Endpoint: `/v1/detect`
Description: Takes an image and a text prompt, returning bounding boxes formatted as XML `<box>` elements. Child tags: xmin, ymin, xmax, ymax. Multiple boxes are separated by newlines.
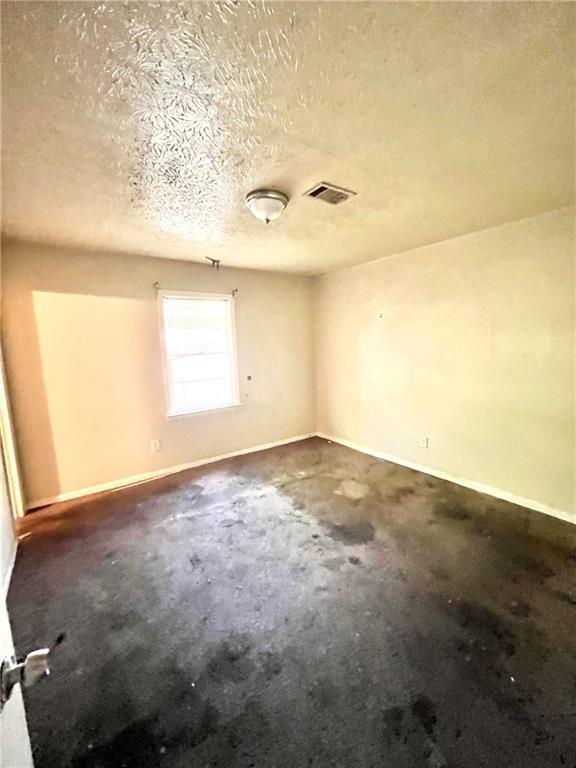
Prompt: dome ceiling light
<box><xmin>245</xmin><ymin>189</ymin><xmax>289</xmax><ymax>224</ymax></box>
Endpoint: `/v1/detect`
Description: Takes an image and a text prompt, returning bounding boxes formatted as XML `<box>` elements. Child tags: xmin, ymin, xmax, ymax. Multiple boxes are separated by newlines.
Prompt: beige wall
<box><xmin>2</xmin><ymin>241</ymin><xmax>316</xmax><ymax>506</ymax></box>
<box><xmin>316</xmin><ymin>208</ymin><xmax>575</xmax><ymax>519</ymax></box>
<box><xmin>2</xmin><ymin>208</ymin><xmax>575</xmax><ymax>520</ymax></box>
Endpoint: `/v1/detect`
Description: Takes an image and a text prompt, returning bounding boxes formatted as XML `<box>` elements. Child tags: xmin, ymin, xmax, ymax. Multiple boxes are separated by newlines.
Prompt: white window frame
<box><xmin>158</xmin><ymin>290</ymin><xmax>240</xmax><ymax>418</ymax></box>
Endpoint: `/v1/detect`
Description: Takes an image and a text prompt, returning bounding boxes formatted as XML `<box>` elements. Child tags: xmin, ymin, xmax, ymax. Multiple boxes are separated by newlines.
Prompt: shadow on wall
<box><xmin>28</xmin><ymin>291</ymin><xmax>161</xmax><ymax>501</ymax></box>
<box><xmin>2</xmin><ymin>239</ymin><xmax>316</xmax><ymax>507</ymax></box>
<box><xmin>3</xmin><ymin>242</ymin><xmax>164</xmax><ymax>504</ymax></box>
<box><xmin>6</xmin><ymin>288</ymin><xmax>59</xmax><ymax>504</ymax></box>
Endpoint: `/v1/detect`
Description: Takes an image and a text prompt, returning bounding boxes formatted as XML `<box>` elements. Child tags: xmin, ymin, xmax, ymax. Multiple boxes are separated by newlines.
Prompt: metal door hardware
<box><xmin>1</xmin><ymin>649</ymin><xmax>50</xmax><ymax>710</ymax></box>
<box><xmin>1</xmin><ymin>633</ymin><xmax>64</xmax><ymax>711</ymax></box>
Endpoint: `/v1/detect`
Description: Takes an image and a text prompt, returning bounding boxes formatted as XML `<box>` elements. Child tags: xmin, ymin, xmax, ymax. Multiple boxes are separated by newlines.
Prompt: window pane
<box><xmin>169</xmin><ymin>353</ymin><xmax>231</xmax><ymax>384</ymax></box>
<box><xmin>165</xmin><ymin>325</ymin><xmax>227</xmax><ymax>356</ymax></box>
<box><xmin>162</xmin><ymin>294</ymin><xmax>237</xmax><ymax>414</ymax></box>
<box><xmin>171</xmin><ymin>382</ymin><xmax>188</xmax><ymax>412</ymax></box>
<box><xmin>173</xmin><ymin>379</ymin><xmax>234</xmax><ymax>413</ymax></box>
<box><xmin>163</xmin><ymin>298</ymin><xmax>229</xmax><ymax>356</ymax></box>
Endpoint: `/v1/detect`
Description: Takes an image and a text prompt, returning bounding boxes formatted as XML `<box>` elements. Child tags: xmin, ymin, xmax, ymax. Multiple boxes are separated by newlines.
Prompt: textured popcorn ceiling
<box><xmin>2</xmin><ymin>2</ymin><xmax>574</xmax><ymax>274</ymax></box>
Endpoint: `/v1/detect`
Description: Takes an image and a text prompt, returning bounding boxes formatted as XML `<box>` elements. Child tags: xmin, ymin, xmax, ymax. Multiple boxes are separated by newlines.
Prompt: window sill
<box><xmin>167</xmin><ymin>402</ymin><xmax>242</xmax><ymax>420</ymax></box>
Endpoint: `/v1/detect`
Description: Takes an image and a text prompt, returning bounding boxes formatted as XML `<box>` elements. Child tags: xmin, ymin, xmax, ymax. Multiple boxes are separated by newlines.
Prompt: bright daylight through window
<box><xmin>160</xmin><ymin>292</ymin><xmax>239</xmax><ymax>416</ymax></box>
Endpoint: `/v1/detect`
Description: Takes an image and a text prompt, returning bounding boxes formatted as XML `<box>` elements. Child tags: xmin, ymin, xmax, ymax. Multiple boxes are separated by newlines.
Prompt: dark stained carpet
<box><xmin>7</xmin><ymin>437</ymin><xmax>576</xmax><ymax>767</ymax></box>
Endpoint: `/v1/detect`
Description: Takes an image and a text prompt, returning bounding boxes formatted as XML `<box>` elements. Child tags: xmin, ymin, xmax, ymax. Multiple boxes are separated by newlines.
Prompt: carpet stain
<box><xmin>433</xmin><ymin>499</ymin><xmax>471</xmax><ymax>521</ymax></box>
<box><xmin>334</xmin><ymin>479</ymin><xmax>371</xmax><ymax>500</ymax></box>
<box><xmin>9</xmin><ymin>437</ymin><xmax>576</xmax><ymax>768</ymax></box>
<box><xmin>323</xmin><ymin>521</ymin><xmax>375</xmax><ymax>544</ymax></box>
<box><xmin>206</xmin><ymin>636</ymin><xmax>254</xmax><ymax>683</ymax></box>
<box><xmin>411</xmin><ymin>695</ymin><xmax>438</xmax><ymax>738</ymax></box>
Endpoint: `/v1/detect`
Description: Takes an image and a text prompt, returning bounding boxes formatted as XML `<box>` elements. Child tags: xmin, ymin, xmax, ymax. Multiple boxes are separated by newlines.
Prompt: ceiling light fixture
<box><xmin>245</xmin><ymin>189</ymin><xmax>288</xmax><ymax>224</ymax></box>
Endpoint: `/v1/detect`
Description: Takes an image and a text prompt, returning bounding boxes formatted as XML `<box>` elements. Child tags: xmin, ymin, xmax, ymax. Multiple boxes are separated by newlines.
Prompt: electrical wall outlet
<box><xmin>418</xmin><ymin>435</ymin><xmax>429</xmax><ymax>449</ymax></box>
<box><xmin>150</xmin><ymin>439</ymin><xmax>161</xmax><ymax>453</ymax></box>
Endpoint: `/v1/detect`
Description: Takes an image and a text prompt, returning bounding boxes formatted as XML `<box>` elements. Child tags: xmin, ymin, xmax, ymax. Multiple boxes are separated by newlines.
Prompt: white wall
<box><xmin>1</xmin><ymin>464</ymin><xmax>33</xmax><ymax>768</ymax></box>
<box><xmin>1</xmin><ymin>241</ymin><xmax>316</xmax><ymax>506</ymax></box>
<box><xmin>315</xmin><ymin>208</ymin><xmax>575</xmax><ymax>520</ymax></box>
<box><xmin>0</xmin><ymin>464</ymin><xmax>16</xmax><ymax>587</ymax></box>
<box><xmin>0</xmin><ymin>237</ymin><xmax>33</xmax><ymax>768</ymax></box>
<box><xmin>0</xmin><ymin>594</ymin><xmax>34</xmax><ymax>768</ymax></box>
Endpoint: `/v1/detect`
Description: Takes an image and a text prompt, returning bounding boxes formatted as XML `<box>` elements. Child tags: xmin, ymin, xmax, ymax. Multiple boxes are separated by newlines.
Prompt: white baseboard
<box><xmin>317</xmin><ymin>432</ymin><xmax>574</xmax><ymax>526</ymax></box>
<box><xmin>26</xmin><ymin>433</ymin><xmax>317</xmax><ymax>511</ymax></box>
<box><xmin>25</xmin><ymin>431</ymin><xmax>575</xmax><ymax>526</ymax></box>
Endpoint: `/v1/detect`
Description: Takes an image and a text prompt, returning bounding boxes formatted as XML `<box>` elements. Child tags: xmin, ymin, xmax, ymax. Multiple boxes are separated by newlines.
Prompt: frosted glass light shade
<box><xmin>245</xmin><ymin>190</ymin><xmax>288</xmax><ymax>223</ymax></box>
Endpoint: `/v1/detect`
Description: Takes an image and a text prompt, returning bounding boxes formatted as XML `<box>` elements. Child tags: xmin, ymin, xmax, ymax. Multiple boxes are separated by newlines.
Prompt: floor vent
<box><xmin>304</xmin><ymin>182</ymin><xmax>356</xmax><ymax>205</ymax></box>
